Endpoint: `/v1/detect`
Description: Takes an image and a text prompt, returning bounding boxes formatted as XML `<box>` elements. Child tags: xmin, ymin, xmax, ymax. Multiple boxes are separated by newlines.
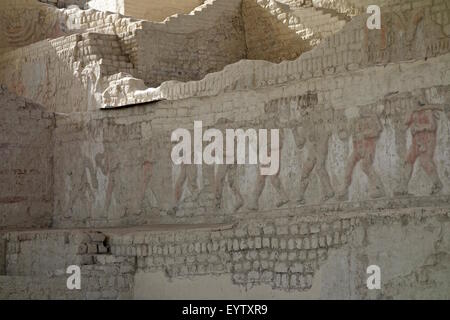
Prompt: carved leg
<box><xmin>317</xmin><ymin>164</ymin><xmax>335</xmax><ymax>201</ymax></box>
<box><xmin>298</xmin><ymin>154</ymin><xmax>315</xmax><ymax>205</ymax></box>
<box><xmin>214</xmin><ymin>165</ymin><xmax>227</xmax><ymax>209</ymax></box>
<box><xmin>228</xmin><ymin>166</ymin><xmax>244</xmax><ymax>212</ymax></box>
<box><xmin>248</xmin><ymin>174</ymin><xmax>266</xmax><ymax>211</ymax></box>
<box><xmin>337</xmin><ymin>151</ymin><xmax>359</xmax><ymax>201</ymax></box>
<box><xmin>395</xmin><ymin>142</ymin><xmax>417</xmax><ymax>196</ymax></box>
<box><xmin>174</xmin><ymin>166</ymin><xmax>187</xmax><ymax>204</ymax></box>
<box><xmin>316</xmin><ymin>141</ymin><xmax>335</xmax><ymax>201</ymax></box>
<box><xmin>85</xmin><ymin>180</ymin><xmax>96</xmax><ymax>206</ymax></box>
<box><xmin>105</xmin><ymin>176</ymin><xmax>115</xmax><ymax>210</ymax></box>
<box><xmin>394</xmin><ymin>122</ymin><xmax>408</xmax><ymax>162</ymax></box>
<box><xmin>361</xmin><ymin>155</ymin><xmax>385</xmax><ymax>199</ymax></box>
<box><xmin>187</xmin><ymin>165</ymin><xmax>199</xmax><ymax>201</ymax></box>
<box><xmin>420</xmin><ymin>155</ymin><xmax>443</xmax><ymax>195</ymax></box>
<box><xmin>271</xmin><ymin>173</ymin><xmax>289</xmax><ymax>208</ymax></box>
<box><xmin>419</xmin><ymin>134</ymin><xmax>442</xmax><ymax>195</ymax></box>
<box><xmin>68</xmin><ymin>184</ymin><xmax>80</xmax><ymax>216</ymax></box>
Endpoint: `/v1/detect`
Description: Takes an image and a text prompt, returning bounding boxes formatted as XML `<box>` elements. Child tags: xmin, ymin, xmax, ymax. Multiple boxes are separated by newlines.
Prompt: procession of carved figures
<box><xmin>0</xmin><ymin>5</ymin><xmax>66</xmax><ymax>50</ymax></box>
<box><xmin>57</xmin><ymin>88</ymin><xmax>450</xmax><ymax>219</ymax></box>
<box><xmin>170</xmin><ymin>89</ymin><xmax>450</xmax><ymax>214</ymax></box>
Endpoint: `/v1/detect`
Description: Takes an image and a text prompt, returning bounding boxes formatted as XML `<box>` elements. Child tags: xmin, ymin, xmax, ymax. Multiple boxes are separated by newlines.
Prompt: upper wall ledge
<box><xmin>102</xmin><ymin>1</ymin><xmax>450</xmax><ymax>108</ymax></box>
<box><xmin>1</xmin><ymin>0</ymin><xmax>449</xmax><ymax>109</ymax></box>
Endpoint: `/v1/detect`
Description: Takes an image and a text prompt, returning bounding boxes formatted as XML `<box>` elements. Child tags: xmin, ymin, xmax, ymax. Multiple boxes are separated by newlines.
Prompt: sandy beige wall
<box><xmin>242</xmin><ymin>0</ymin><xmax>311</xmax><ymax>62</ymax></box>
<box><xmin>124</xmin><ymin>0</ymin><xmax>203</xmax><ymax>22</ymax></box>
<box><xmin>2</xmin><ymin>209</ymin><xmax>449</xmax><ymax>299</ymax></box>
<box><xmin>133</xmin><ymin>0</ymin><xmax>247</xmax><ymax>87</ymax></box>
<box><xmin>0</xmin><ymin>87</ymin><xmax>54</xmax><ymax>229</ymax></box>
<box><xmin>50</xmin><ymin>52</ymin><xmax>450</xmax><ymax>229</ymax></box>
<box><xmin>132</xmin><ymin>213</ymin><xmax>450</xmax><ymax>299</ymax></box>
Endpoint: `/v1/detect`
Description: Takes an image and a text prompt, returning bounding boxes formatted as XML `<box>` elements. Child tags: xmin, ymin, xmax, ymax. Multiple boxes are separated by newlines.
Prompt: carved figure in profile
<box><xmin>395</xmin><ymin>95</ymin><xmax>443</xmax><ymax>196</ymax></box>
<box><xmin>213</xmin><ymin>118</ymin><xmax>244</xmax><ymax>212</ymax></box>
<box><xmin>337</xmin><ymin>110</ymin><xmax>385</xmax><ymax>200</ymax></box>
<box><xmin>172</xmin><ymin>129</ymin><xmax>199</xmax><ymax>212</ymax></box>
<box><xmin>95</xmin><ymin>144</ymin><xmax>120</xmax><ymax>211</ymax></box>
<box><xmin>367</xmin><ymin>8</ymin><xmax>425</xmax><ymax>63</ymax></box>
<box><xmin>384</xmin><ymin>94</ymin><xmax>411</xmax><ymax>179</ymax></box>
<box><xmin>67</xmin><ymin>154</ymin><xmax>98</xmax><ymax>215</ymax></box>
<box><xmin>139</xmin><ymin>140</ymin><xmax>158</xmax><ymax>210</ymax></box>
<box><xmin>290</xmin><ymin>94</ymin><xmax>334</xmax><ymax>204</ymax></box>
<box><xmin>248</xmin><ymin>100</ymin><xmax>289</xmax><ymax>211</ymax></box>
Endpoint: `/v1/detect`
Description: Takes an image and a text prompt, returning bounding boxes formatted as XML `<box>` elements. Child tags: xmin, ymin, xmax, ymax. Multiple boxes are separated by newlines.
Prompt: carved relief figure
<box><xmin>384</xmin><ymin>94</ymin><xmax>411</xmax><ymax>176</ymax></box>
<box><xmin>172</xmin><ymin>129</ymin><xmax>199</xmax><ymax>212</ymax></box>
<box><xmin>248</xmin><ymin>100</ymin><xmax>289</xmax><ymax>210</ymax></box>
<box><xmin>291</xmin><ymin>94</ymin><xmax>334</xmax><ymax>204</ymax></box>
<box><xmin>337</xmin><ymin>111</ymin><xmax>385</xmax><ymax>200</ymax></box>
<box><xmin>9</xmin><ymin>68</ymin><xmax>25</xmax><ymax>97</ymax></box>
<box><xmin>395</xmin><ymin>96</ymin><xmax>443</xmax><ymax>196</ymax></box>
<box><xmin>213</xmin><ymin>118</ymin><xmax>244</xmax><ymax>212</ymax></box>
<box><xmin>139</xmin><ymin>141</ymin><xmax>158</xmax><ymax>210</ymax></box>
<box><xmin>366</xmin><ymin>9</ymin><xmax>425</xmax><ymax>64</ymax></box>
<box><xmin>95</xmin><ymin>144</ymin><xmax>120</xmax><ymax>211</ymax></box>
<box><xmin>66</xmin><ymin>155</ymin><xmax>98</xmax><ymax>215</ymax></box>
<box><xmin>393</xmin><ymin>9</ymin><xmax>425</xmax><ymax>56</ymax></box>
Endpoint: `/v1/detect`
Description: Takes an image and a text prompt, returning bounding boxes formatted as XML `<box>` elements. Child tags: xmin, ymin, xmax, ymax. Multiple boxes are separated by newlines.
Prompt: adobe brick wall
<box><xmin>0</xmin><ymin>87</ymin><xmax>54</xmax><ymax>229</ymax></box>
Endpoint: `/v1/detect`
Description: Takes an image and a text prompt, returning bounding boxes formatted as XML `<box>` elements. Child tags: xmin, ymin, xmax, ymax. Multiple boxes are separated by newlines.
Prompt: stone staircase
<box><xmin>256</xmin><ymin>0</ymin><xmax>348</xmax><ymax>47</ymax></box>
<box><xmin>75</xmin><ymin>33</ymin><xmax>135</xmax><ymax>77</ymax></box>
<box><xmin>290</xmin><ymin>6</ymin><xmax>347</xmax><ymax>39</ymax></box>
<box><xmin>51</xmin><ymin>32</ymin><xmax>136</xmax><ymax>78</ymax></box>
<box><xmin>162</xmin><ymin>0</ymin><xmax>242</xmax><ymax>30</ymax></box>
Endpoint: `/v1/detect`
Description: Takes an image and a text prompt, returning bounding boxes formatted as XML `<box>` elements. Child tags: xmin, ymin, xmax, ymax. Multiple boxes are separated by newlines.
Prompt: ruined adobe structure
<box><xmin>0</xmin><ymin>0</ymin><xmax>449</xmax><ymax>299</ymax></box>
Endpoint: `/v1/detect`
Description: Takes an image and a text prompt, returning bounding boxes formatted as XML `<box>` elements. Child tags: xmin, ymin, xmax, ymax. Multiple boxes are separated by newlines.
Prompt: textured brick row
<box><xmin>105</xmin><ymin>218</ymin><xmax>356</xmax><ymax>290</ymax></box>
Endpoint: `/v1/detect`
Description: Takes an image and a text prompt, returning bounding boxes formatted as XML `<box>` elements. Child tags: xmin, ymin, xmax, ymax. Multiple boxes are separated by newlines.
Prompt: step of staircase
<box><xmin>289</xmin><ymin>6</ymin><xmax>347</xmax><ymax>39</ymax></box>
<box><xmin>75</xmin><ymin>33</ymin><xmax>136</xmax><ymax>77</ymax></box>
